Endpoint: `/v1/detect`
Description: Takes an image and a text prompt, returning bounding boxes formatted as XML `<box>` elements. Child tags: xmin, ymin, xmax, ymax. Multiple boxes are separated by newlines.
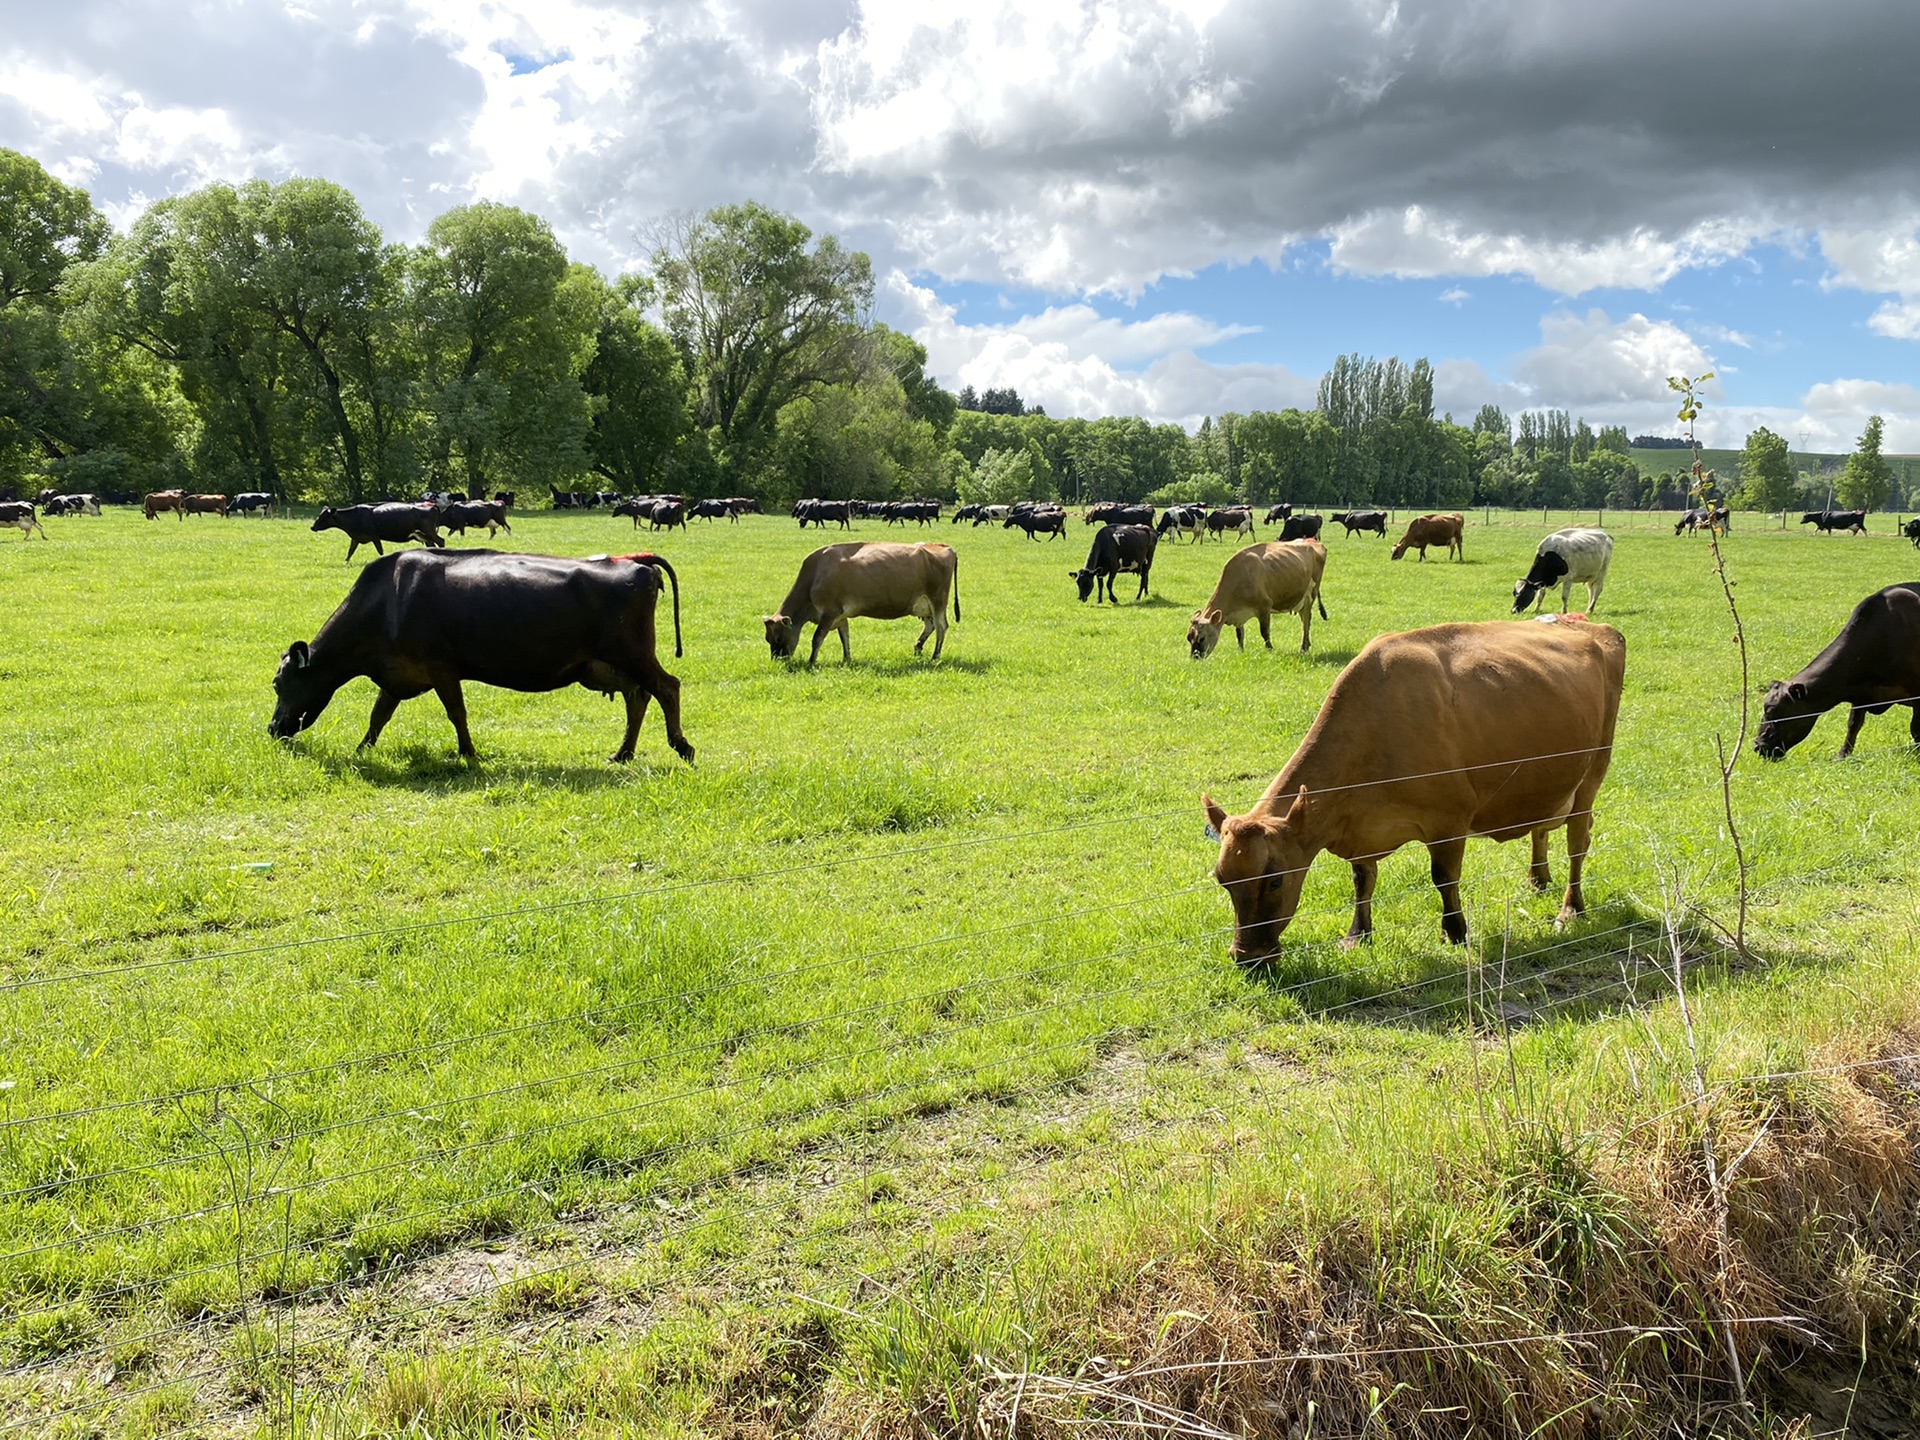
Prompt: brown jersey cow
<box><xmin>144</xmin><ymin>490</ymin><xmax>185</xmax><ymax>520</ymax></box>
<box><xmin>1390</xmin><ymin>512</ymin><xmax>1465</xmax><ymax>561</ymax></box>
<box><xmin>765</xmin><ymin>542</ymin><xmax>960</xmax><ymax>664</ymax></box>
<box><xmin>183</xmin><ymin>493</ymin><xmax>230</xmax><ymax>517</ymax></box>
<box><xmin>1204</xmin><ymin>618</ymin><xmax>1625</xmax><ymax>960</ymax></box>
<box><xmin>1187</xmin><ymin>539</ymin><xmax>1328</xmax><ymax>658</ymax></box>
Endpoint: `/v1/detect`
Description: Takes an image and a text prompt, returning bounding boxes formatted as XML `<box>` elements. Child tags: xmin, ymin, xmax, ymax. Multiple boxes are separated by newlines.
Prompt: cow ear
<box><xmin>1282</xmin><ymin>785</ymin><xmax>1308</xmax><ymax>825</ymax></box>
<box><xmin>288</xmin><ymin>641</ymin><xmax>310</xmax><ymax>669</ymax></box>
<box><xmin>1788</xmin><ymin>681</ymin><xmax>1809</xmax><ymax>702</ymax></box>
<box><xmin>1202</xmin><ymin>792</ymin><xmax>1227</xmax><ymax>842</ymax></box>
<box><xmin>1205</xmin><ymin>607</ymin><xmax>1224</xmax><ymax>624</ymax></box>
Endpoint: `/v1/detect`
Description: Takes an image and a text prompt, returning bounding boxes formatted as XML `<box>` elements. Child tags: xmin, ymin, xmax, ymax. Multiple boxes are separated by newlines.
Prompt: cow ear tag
<box><xmin>586</xmin><ymin>553</ymin><xmax>609</xmax><ymax>562</ymax></box>
<box><xmin>1203</xmin><ymin>822</ymin><xmax>1221</xmax><ymax>842</ymax></box>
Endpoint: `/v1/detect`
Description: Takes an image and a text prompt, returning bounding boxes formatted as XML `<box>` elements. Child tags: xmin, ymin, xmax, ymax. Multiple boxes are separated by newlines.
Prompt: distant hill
<box><xmin>1628</xmin><ymin>446</ymin><xmax>1847</xmax><ymax>479</ymax></box>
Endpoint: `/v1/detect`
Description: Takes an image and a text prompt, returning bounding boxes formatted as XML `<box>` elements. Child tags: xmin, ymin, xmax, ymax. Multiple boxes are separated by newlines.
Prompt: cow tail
<box><xmin>951</xmin><ymin>552</ymin><xmax>960</xmax><ymax>623</ymax></box>
<box><xmin>628</xmin><ymin>552</ymin><xmax>683</xmax><ymax>657</ymax></box>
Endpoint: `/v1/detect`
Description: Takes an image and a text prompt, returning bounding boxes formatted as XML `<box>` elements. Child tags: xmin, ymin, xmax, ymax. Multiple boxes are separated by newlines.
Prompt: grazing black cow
<box><xmin>442</xmin><ymin>499</ymin><xmax>512</xmax><ymax>537</ymax></box>
<box><xmin>1755</xmin><ymin>583</ymin><xmax>1920</xmax><ymax>760</ymax></box>
<box><xmin>269</xmin><ymin>549</ymin><xmax>690</xmax><ymax>764</ymax></box>
<box><xmin>313</xmin><ymin>503</ymin><xmax>446</xmax><ymax>562</ymax></box>
<box><xmin>1084</xmin><ymin>502</ymin><xmax>1153</xmax><ymax>527</ymax></box>
<box><xmin>229</xmin><ymin>492</ymin><xmax>274</xmax><ymax>517</ymax></box>
<box><xmin>1279</xmin><ymin>513</ymin><xmax>1324</xmax><ymax>542</ymax></box>
<box><xmin>1</xmin><ymin>501</ymin><xmax>48</xmax><ymax>539</ymax></box>
<box><xmin>1330</xmin><ymin>510</ymin><xmax>1387</xmax><ymax>537</ymax></box>
<box><xmin>690</xmin><ymin>498</ymin><xmax>734</xmax><ymax>523</ymax></box>
<box><xmin>1071</xmin><ymin>524</ymin><xmax>1157</xmax><ymax>603</ymax></box>
<box><xmin>1904</xmin><ymin>518</ymin><xmax>1920</xmax><ymax>548</ymax></box>
<box><xmin>1265</xmin><ymin>503</ymin><xmax>1293</xmax><ymax>524</ymax></box>
<box><xmin>1004</xmin><ymin>506</ymin><xmax>1067</xmax><ymax>540</ymax></box>
<box><xmin>1802</xmin><ymin>509</ymin><xmax>1868</xmax><ymax>535</ymax></box>
<box><xmin>1674</xmin><ymin>508</ymin><xmax>1707</xmax><ymax>535</ymax></box>
<box><xmin>725</xmin><ymin>496</ymin><xmax>761</xmax><ymax>515</ymax></box>
<box><xmin>951</xmin><ymin>503</ymin><xmax>983</xmax><ymax>525</ymax></box>
<box><xmin>795</xmin><ymin>498</ymin><xmax>853</xmax><ymax>529</ymax></box>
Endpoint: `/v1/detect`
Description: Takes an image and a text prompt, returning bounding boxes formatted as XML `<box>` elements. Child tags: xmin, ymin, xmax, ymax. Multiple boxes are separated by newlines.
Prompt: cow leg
<box><xmin>1234</xmin><ymin>623</ymin><xmax>1246</xmax><ymax>651</ymax></box>
<box><xmin>929</xmin><ymin>607</ymin><xmax>948</xmax><ymax>659</ymax></box>
<box><xmin>1839</xmin><ymin>705</ymin><xmax>1869</xmax><ymax>758</ymax></box>
<box><xmin>1528</xmin><ymin>828</ymin><xmax>1553</xmax><ymax>890</ymax></box>
<box><xmin>344</xmin><ymin>538</ymin><xmax>360</xmax><ymax>563</ymax></box>
<box><xmin>1258</xmin><ymin>611</ymin><xmax>1273</xmax><ymax>649</ymax></box>
<box><xmin>359</xmin><ymin>689</ymin><xmax>404</xmax><ymax>750</ymax></box>
<box><xmin>1428</xmin><ymin>837</ymin><xmax>1469</xmax><ymax>945</ymax></box>
<box><xmin>1343</xmin><ymin>860</ymin><xmax>1379</xmax><ymax>947</ymax></box>
<box><xmin>1558</xmin><ymin>809</ymin><xmax>1593</xmax><ymax>925</ymax></box>
<box><xmin>1135</xmin><ymin>567</ymin><xmax>1149</xmax><ymax>600</ymax></box>
<box><xmin>806</xmin><ymin>617</ymin><xmax>833</xmax><ymax>666</ymax></box>
<box><xmin>434</xmin><ymin>680</ymin><xmax>477</xmax><ymax>758</ymax></box>
<box><xmin>912</xmin><ymin>612</ymin><xmax>936</xmax><ymax>654</ymax></box>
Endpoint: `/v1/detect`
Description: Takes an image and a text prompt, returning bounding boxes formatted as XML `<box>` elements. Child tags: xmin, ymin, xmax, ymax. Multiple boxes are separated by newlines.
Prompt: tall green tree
<box><xmin>0</xmin><ymin>149</ymin><xmax>181</xmax><ymax>489</ymax></box>
<box><xmin>581</xmin><ymin>273</ymin><xmax>704</xmax><ymax>494</ymax></box>
<box><xmin>1835</xmin><ymin>414</ymin><xmax>1893</xmax><ymax>511</ymax></box>
<box><xmin>411</xmin><ymin>203</ymin><xmax>594</xmax><ymax>496</ymax></box>
<box><xmin>1736</xmin><ymin>426</ymin><xmax>1795</xmax><ymax>512</ymax></box>
<box><xmin>650</xmin><ymin>202</ymin><xmax>872</xmax><ymax>481</ymax></box>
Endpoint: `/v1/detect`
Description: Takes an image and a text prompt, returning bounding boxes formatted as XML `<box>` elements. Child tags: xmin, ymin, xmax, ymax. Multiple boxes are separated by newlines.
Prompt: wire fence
<box><xmin>1</xmin><ymin>736</ymin><xmax>1913</xmax><ymax>1435</ymax></box>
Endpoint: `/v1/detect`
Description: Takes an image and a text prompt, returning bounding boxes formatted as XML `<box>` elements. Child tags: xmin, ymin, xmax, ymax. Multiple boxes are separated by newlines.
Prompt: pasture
<box><xmin>3</xmin><ymin>506</ymin><xmax>1919</xmax><ymax>1436</ymax></box>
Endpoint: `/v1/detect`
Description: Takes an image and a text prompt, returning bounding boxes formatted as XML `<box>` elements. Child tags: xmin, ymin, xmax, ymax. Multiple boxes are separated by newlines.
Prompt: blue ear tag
<box><xmin>1203</xmin><ymin>823</ymin><xmax>1221</xmax><ymax>842</ymax></box>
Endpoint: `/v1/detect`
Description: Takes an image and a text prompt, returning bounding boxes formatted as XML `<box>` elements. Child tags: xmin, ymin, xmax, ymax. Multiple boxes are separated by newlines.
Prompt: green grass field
<box><xmin>2</xmin><ymin>506</ymin><xmax>1919</xmax><ymax>1436</ymax></box>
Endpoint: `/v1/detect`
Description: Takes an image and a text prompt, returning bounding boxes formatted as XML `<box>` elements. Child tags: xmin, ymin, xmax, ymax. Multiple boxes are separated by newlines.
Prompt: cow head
<box><xmin>1205</xmin><ymin>787</ymin><xmax>1313</xmax><ymax>965</ymax></box>
<box><xmin>1070</xmin><ymin>568</ymin><xmax>1098</xmax><ymax>602</ymax></box>
<box><xmin>764</xmin><ymin>614</ymin><xmax>800</xmax><ymax>660</ymax></box>
<box><xmin>311</xmin><ymin>508</ymin><xmax>337</xmax><ymax>533</ymax></box>
<box><xmin>1754</xmin><ymin>680</ymin><xmax>1822</xmax><ymax>760</ymax></box>
<box><xmin>1187</xmin><ymin>608</ymin><xmax>1226</xmax><ymax>659</ymax></box>
<box><xmin>1389</xmin><ymin>539</ymin><xmax>1410</xmax><ymax>560</ymax></box>
<box><xmin>268</xmin><ymin>641</ymin><xmax>334</xmax><ymax>739</ymax></box>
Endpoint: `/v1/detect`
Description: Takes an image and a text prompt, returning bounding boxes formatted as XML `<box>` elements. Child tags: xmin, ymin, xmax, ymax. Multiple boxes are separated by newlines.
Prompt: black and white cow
<box><xmin>1204</xmin><ymin>506</ymin><xmax>1255</xmax><ymax>542</ymax></box>
<box><xmin>1903</xmin><ymin>518</ymin><xmax>1920</xmax><ymax>548</ymax></box>
<box><xmin>1278</xmin><ymin>513</ymin><xmax>1324</xmax><ymax>542</ymax></box>
<box><xmin>1512</xmin><ymin>528</ymin><xmax>1613</xmax><ymax>614</ymax></box>
<box><xmin>229</xmin><ymin>492</ymin><xmax>275</xmax><ymax>517</ymax></box>
<box><xmin>1</xmin><ymin>501</ymin><xmax>48</xmax><ymax>539</ymax></box>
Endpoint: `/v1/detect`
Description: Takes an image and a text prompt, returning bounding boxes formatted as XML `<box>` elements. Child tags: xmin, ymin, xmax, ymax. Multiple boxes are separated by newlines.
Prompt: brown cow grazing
<box><xmin>269</xmin><ymin>549</ymin><xmax>690</xmax><ymax>764</ymax></box>
<box><xmin>765</xmin><ymin>541</ymin><xmax>960</xmax><ymax>664</ymax></box>
<box><xmin>145</xmin><ymin>490</ymin><xmax>185</xmax><ymax>520</ymax></box>
<box><xmin>183</xmin><ymin>493</ymin><xmax>230</xmax><ymax>517</ymax></box>
<box><xmin>1204</xmin><ymin>618</ymin><xmax>1625</xmax><ymax>959</ymax></box>
<box><xmin>1187</xmin><ymin>539</ymin><xmax>1328</xmax><ymax>658</ymax></box>
<box><xmin>1390</xmin><ymin>512</ymin><xmax>1465</xmax><ymax>561</ymax></box>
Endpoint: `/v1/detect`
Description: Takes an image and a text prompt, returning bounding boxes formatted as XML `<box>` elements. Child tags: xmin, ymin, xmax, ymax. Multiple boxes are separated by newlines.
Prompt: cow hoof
<box><xmin>1339</xmin><ymin>933</ymin><xmax>1371</xmax><ymax>950</ymax></box>
<box><xmin>672</xmin><ymin>739</ymin><xmax>696</xmax><ymax>765</ymax></box>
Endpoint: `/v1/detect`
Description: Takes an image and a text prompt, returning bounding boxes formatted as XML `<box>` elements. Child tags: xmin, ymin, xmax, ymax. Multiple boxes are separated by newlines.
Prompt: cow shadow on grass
<box><xmin>1238</xmin><ymin>896</ymin><xmax>1785</xmax><ymax>1032</ymax></box>
<box><xmin>298</xmin><ymin>741</ymin><xmax>671</xmax><ymax>792</ymax></box>
<box><xmin>772</xmin><ymin>654</ymin><xmax>994</xmax><ymax>677</ymax></box>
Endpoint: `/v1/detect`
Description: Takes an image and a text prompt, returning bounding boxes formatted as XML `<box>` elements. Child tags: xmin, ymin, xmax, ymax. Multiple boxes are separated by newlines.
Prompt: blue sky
<box><xmin>5</xmin><ymin>0</ymin><xmax>1919</xmax><ymax>449</ymax></box>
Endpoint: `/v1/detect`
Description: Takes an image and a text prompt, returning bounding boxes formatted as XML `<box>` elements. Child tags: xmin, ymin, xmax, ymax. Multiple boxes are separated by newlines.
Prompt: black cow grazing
<box><xmin>1</xmin><ymin>501</ymin><xmax>48</xmax><ymax>539</ymax></box>
<box><xmin>1802</xmin><ymin>509</ymin><xmax>1868</xmax><ymax>535</ymax></box>
<box><xmin>951</xmin><ymin>503</ymin><xmax>982</xmax><ymax>525</ymax></box>
<box><xmin>648</xmin><ymin>500</ymin><xmax>686</xmax><ymax>532</ymax></box>
<box><xmin>442</xmin><ymin>499</ymin><xmax>512</xmax><ymax>537</ymax></box>
<box><xmin>1071</xmin><ymin>524</ymin><xmax>1157</xmax><ymax>603</ymax></box>
<box><xmin>612</xmin><ymin>497</ymin><xmax>649</xmax><ymax>527</ymax></box>
<box><xmin>229</xmin><ymin>492</ymin><xmax>274</xmax><ymax>517</ymax></box>
<box><xmin>269</xmin><ymin>550</ymin><xmax>690</xmax><ymax>764</ymax></box>
<box><xmin>1265</xmin><ymin>503</ymin><xmax>1293</xmax><ymax>524</ymax></box>
<box><xmin>1156</xmin><ymin>503</ymin><xmax>1205</xmax><ymax>543</ymax></box>
<box><xmin>313</xmin><ymin>503</ymin><xmax>446</xmax><ymax>561</ymax></box>
<box><xmin>1674</xmin><ymin>508</ymin><xmax>1707</xmax><ymax>535</ymax></box>
<box><xmin>690</xmin><ymin>498</ymin><xmax>734</xmax><ymax>523</ymax></box>
<box><xmin>795</xmin><ymin>498</ymin><xmax>853</xmax><ymax>529</ymax></box>
<box><xmin>1004</xmin><ymin>506</ymin><xmax>1067</xmax><ymax>540</ymax></box>
<box><xmin>1278</xmin><ymin>513</ymin><xmax>1325</xmax><ymax>542</ymax></box>
<box><xmin>725</xmin><ymin>496</ymin><xmax>762</xmax><ymax>515</ymax></box>
<box><xmin>1755</xmin><ymin>583</ymin><xmax>1920</xmax><ymax>760</ymax></box>
<box><xmin>1904</xmin><ymin>518</ymin><xmax>1920</xmax><ymax>548</ymax></box>
<box><xmin>1330</xmin><ymin>510</ymin><xmax>1387</xmax><ymax>537</ymax></box>
<box><xmin>1085</xmin><ymin>502</ymin><xmax>1153</xmax><ymax>527</ymax></box>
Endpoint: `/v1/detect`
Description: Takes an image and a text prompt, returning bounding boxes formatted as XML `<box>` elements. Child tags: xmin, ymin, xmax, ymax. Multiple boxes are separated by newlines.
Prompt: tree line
<box><xmin>1</xmin><ymin>148</ymin><xmax>1908</xmax><ymax>512</ymax></box>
